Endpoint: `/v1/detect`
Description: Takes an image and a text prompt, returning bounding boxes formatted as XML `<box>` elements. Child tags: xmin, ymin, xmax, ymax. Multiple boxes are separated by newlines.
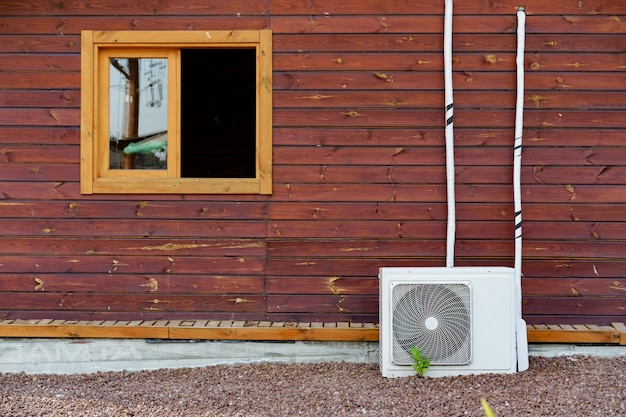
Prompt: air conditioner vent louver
<box><xmin>392</xmin><ymin>282</ymin><xmax>471</xmax><ymax>366</ymax></box>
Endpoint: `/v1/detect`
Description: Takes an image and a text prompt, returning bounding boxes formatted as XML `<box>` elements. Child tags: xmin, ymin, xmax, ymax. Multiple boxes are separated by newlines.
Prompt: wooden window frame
<box><xmin>81</xmin><ymin>30</ymin><xmax>272</xmax><ymax>194</ymax></box>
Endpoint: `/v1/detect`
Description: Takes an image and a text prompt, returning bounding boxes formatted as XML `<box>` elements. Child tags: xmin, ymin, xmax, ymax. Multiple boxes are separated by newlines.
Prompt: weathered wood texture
<box><xmin>0</xmin><ymin>0</ymin><xmax>625</xmax><ymax>327</ymax></box>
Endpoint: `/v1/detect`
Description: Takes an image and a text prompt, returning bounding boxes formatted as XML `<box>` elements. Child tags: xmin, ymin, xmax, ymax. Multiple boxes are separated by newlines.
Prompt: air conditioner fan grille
<box><xmin>391</xmin><ymin>283</ymin><xmax>472</xmax><ymax>366</ymax></box>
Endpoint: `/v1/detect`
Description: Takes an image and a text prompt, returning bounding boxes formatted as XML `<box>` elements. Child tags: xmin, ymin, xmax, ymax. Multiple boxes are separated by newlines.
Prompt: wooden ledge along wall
<box><xmin>1</xmin><ymin>319</ymin><xmax>625</xmax><ymax>346</ymax></box>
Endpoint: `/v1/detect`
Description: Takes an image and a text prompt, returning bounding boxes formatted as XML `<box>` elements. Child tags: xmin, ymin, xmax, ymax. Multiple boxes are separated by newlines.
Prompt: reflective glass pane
<box><xmin>109</xmin><ymin>58</ymin><xmax>168</xmax><ymax>170</ymax></box>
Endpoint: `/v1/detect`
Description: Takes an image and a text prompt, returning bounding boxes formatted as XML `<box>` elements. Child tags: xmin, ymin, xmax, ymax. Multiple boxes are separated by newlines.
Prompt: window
<box><xmin>80</xmin><ymin>30</ymin><xmax>272</xmax><ymax>194</ymax></box>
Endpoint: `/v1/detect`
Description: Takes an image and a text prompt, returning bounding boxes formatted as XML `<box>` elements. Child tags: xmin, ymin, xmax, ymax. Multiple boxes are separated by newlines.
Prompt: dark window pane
<box><xmin>181</xmin><ymin>49</ymin><xmax>256</xmax><ymax>178</ymax></box>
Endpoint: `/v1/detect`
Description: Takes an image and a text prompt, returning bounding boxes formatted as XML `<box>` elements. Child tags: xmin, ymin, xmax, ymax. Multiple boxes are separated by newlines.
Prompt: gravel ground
<box><xmin>1</xmin><ymin>356</ymin><xmax>625</xmax><ymax>416</ymax></box>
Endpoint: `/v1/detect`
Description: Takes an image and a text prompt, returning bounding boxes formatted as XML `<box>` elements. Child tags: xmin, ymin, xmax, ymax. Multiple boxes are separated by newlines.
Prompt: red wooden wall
<box><xmin>0</xmin><ymin>0</ymin><xmax>625</xmax><ymax>326</ymax></box>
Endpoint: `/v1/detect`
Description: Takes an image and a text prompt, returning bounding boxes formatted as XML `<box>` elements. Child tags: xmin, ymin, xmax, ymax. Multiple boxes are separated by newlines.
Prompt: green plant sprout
<box><xmin>480</xmin><ymin>398</ymin><xmax>496</xmax><ymax>417</ymax></box>
<box><xmin>409</xmin><ymin>346</ymin><xmax>430</xmax><ymax>377</ymax></box>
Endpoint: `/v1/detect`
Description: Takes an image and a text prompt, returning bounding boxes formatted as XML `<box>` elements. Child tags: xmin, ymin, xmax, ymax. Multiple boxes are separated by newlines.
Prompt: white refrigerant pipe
<box><xmin>444</xmin><ymin>0</ymin><xmax>455</xmax><ymax>268</ymax></box>
<box><xmin>515</xmin><ymin>6</ymin><xmax>529</xmax><ymax>372</ymax></box>
<box><xmin>442</xmin><ymin>0</ymin><xmax>529</xmax><ymax>371</ymax></box>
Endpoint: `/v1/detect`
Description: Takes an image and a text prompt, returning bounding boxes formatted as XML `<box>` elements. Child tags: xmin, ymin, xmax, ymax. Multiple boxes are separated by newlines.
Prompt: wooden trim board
<box><xmin>0</xmin><ymin>319</ymin><xmax>378</xmax><ymax>342</ymax></box>
<box><xmin>0</xmin><ymin>320</ymin><xmax>624</xmax><ymax>345</ymax></box>
<box><xmin>526</xmin><ymin>323</ymin><xmax>623</xmax><ymax>345</ymax></box>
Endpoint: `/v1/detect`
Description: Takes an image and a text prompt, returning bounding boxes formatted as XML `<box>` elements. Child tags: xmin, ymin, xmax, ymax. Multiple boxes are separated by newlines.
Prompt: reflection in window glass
<box><xmin>109</xmin><ymin>58</ymin><xmax>168</xmax><ymax>170</ymax></box>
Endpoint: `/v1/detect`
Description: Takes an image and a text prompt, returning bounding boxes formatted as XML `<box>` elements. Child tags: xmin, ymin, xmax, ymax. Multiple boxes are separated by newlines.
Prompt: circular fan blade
<box><xmin>392</xmin><ymin>283</ymin><xmax>471</xmax><ymax>365</ymax></box>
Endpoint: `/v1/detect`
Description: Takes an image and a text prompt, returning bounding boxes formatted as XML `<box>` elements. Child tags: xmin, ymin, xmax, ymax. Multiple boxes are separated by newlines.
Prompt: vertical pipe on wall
<box><xmin>444</xmin><ymin>0</ymin><xmax>455</xmax><ymax>268</ymax></box>
<box><xmin>514</xmin><ymin>6</ymin><xmax>529</xmax><ymax>372</ymax></box>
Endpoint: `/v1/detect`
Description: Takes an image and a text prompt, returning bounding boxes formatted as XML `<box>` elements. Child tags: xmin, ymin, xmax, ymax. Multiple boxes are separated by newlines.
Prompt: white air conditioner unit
<box><xmin>379</xmin><ymin>266</ymin><xmax>517</xmax><ymax>378</ymax></box>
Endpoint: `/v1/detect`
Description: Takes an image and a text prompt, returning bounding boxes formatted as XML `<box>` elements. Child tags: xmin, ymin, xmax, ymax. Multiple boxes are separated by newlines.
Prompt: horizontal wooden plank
<box><xmin>521</xmin><ymin>242</ymin><xmax>626</xmax><ymax>259</ymax></box>
<box><xmin>272</xmin><ymin>183</ymin><xmax>446</xmax><ymax>203</ymax></box>
<box><xmin>0</xmin><ymin>128</ymin><xmax>620</xmax><ymax>154</ymax></box>
<box><xmin>266</xmin><ymin>277</ymin><xmax>378</xmax><ymax>295</ymax></box>
<box><xmin>267</xmin><ymin>202</ymin><xmax>449</xmax><ymax>221</ymax></box>
<box><xmin>0</xmin><ymin>322</ymin><xmax>169</xmax><ymax>339</ymax></box>
<box><xmin>524</xmin><ymin>222</ymin><xmax>626</xmax><ymax>241</ymax></box>
<box><xmin>0</xmin><ymin>310</ymin><xmax>268</xmax><ymax>322</ymax></box>
<box><xmin>0</xmin><ymin>219</ymin><xmax>266</xmax><ymax>237</ymax></box>
<box><xmin>274</xmin><ymin>109</ymin><xmax>626</xmax><ymax>129</ymax></box>
<box><xmin>0</xmin><ymin>90</ymin><xmax>80</xmax><ymax>108</ymax></box>
<box><xmin>527</xmin><ymin>53</ymin><xmax>626</xmax><ymax>73</ymax></box>
<box><xmin>268</xmin><ymin>0</ymin><xmax>626</xmax><ymax>15</ymax></box>
<box><xmin>273</xmin><ymin>165</ymin><xmax>448</xmax><ymax>184</ymax></box>
<box><xmin>0</xmin><ymin>0</ymin><xmax>270</xmax><ymax>16</ymax></box>
<box><xmin>1</xmin><ymin>0</ymin><xmax>623</xmax><ymax>17</ymax></box>
<box><xmin>523</xmin><ymin>297</ymin><xmax>626</xmax><ymax>316</ymax></box>
<box><xmin>268</xmin><ymin>220</ymin><xmax>541</xmax><ymax>240</ymax></box>
<box><xmin>267</xmin><ymin>295</ymin><xmax>378</xmax><ymax>314</ymax></box>
<box><xmin>0</xmin><ymin>14</ymin><xmax>623</xmax><ymax>36</ymax></box>
<box><xmin>271</xmin><ymin>16</ymin><xmax>446</xmax><ymax>35</ymax></box>
<box><xmin>266</xmin><ymin>259</ymin><xmax>513</xmax><ymax>277</ymax></box>
<box><xmin>0</xmin><ymin>54</ymin><xmax>80</xmax><ymax>70</ymax></box>
<box><xmin>0</xmin><ymin>200</ymin><xmax>266</xmax><ymax>219</ymax></box>
<box><xmin>268</xmin><ymin>220</ymin><xmax>446</xmax><ymax>239</ymax></box>
<box><xmin>520</xmin><ymin>126</ymin><xmax>626</xmax><ymax>147</ymax></box>
<box><xmin>0</xmin><ymin>293</ymin><xmax>267</xmax><ymax>312</ymax></box>
<box><xmin>523</xmin><ymin>260</ymin><xmax>626</xmax><ymax>279</ymax></box>
<box><xmin>275</xmin><ymin>146</ymin><xmax>445</xmax><ymax>166</ymax></box>
<box><xmin>0</xmin><ymin>201</ymin><xmax>266</xmax><ymax>219</ymax></box>
<box><xmin>274</xmin><ymin>147</ymin><xmax>626</xmax><ymax>168</ymax></box>
<box><xmin>275</xmin><ymin>71</ymin><xmax>626</xmax><ymax>91</ymax></box>
<box><xmin>270</xmin><ymin>183</ymin><xmax>626</xmax><ymax>204</ymax></box>
<box><xmin>267</xmin><ymin>259</ymin><xmax>626</xmax><ymax>279</ymax></box>
<box><xmin>2</xmin><ymin>69</ymin><xmax>624</xmax><ymax>95</ymax></box>
<box><xmin>275</xmin><ymin>90</ymin><xmax>448</xmax><ymax>109</ymax></box>
<box><xmin>274</xmin><ymin>71</ymin><xmax>443</xmax><ymax>91</ymax></box>
<box><xmin>0</xmin><ymin>108</ymin><xmax>79</xmax><ymax>126</ymax></box>
<box><xmin>268</xmin><ymin>239</ymin><xmax>626</xmax><ymax>260</ymax></box>
<box><xmin>0</xmin><ymin>72</ymin><xmax>79</xmax><ymax>89</ymax></box>
<box><xmin>271</xmin><ymin>15</ymin><xmax>626</xmax><ymax>35</ymax></box>
<box><xmin>0</xmin><ymin>255</ymin><xmax>265</xmax><ymax>274</ymax></box>
<box><xmin>268</xmin><ymin>240</ymin><xmax>441</xmax><ymax>258</ymax></box>
<box><xmin>526</xmin><ymin>204</ymin><xmax>626</xmax><ymax>222</ymax></box>
<box><xmin>0</xmin><ymin>146</ymin><xmax>77</xmax><ymax>163</ymax></box>
<box><xmin>273</xmin><ymin>109</ymin><xmax>444</xmax><ymax>128</ymax></box>
<box><xmin>523</xmin><ymin>166</ymin><xmax>626</xmax><ymax>185</ymax></box>
<box><xmin>274</xmin><ymin>34</ymin><xmax>626</xmax><ymax>53</ymax></box>
<box><xmin>0</xmin><ymin>319</ymin><xmax>380</xmax><ymax>341</ymax></box>
<box><xmin>1</xmin><ymin>319</ymin><xmax>625</xmax><ymax>344</ymax></box>
<box><xmin>275</xmin><ymin>51</ymin><xmax>626</xmax><ymax>73</ymax></box>
<box><xmin>527</xmin><ymin>324</ymin><xmax>621</xmax><ymax>344</ymax></box>
<box><xmin>275</xmin><ymin>90</ymin><xmax>625</xmax><ymax>109</ymax></box>
<box><xmin>0</xmin><ymin>127</ymin><xmax>78</xmax><ymax>145</ymax></box>
<box><xmin>8</xmin><ymin>32</ymin><xmax>618</xmax><ymax>57</ymax></box>
<box><xmin>268</xmin><ymin>202</ymin><xmax>508</xmax><ymax>221</ymax></box>
<box><xmin>274</xmin><ymin>128</ymin><xmax>444</xmax><ymax>146</ymax></box>
<box><xmin>0</xmin><ymin>17</ymin><xmax>268</xmax><ymax>36</ymax></box>
<box><xmin>169</xmin><ymin>325</ymin><xmax>378</xmax><ymax>341</ymax></box>
<box><xmin>268</xmin><ymin>202</ymin><xmax>626</xmax><ymax>222</ymax></box>
<box><xmin>521</xmin><ymin>184</ymin><xmax>626</xmax><ymax>204</ymax></box>
<box><xmin>0</xmin><ymin>35</ymin><xmax>80</xmax><ymax>53</ymax></box>
<box><xmin>0</xmin><ymin>273</ymin><xmax>265</xmax><ymax>294</ymax></box>
<box><xmin>274</xmin><ymin>128</ymin><xmax>626</xmax><ymax>147</ymax></box>
<box><xmin>264</xmin><ymin>313</ymin><xmax>373</xmax><ymax>323</ymax></box>
<box><xmin>4</xmin><ymin>180</ymin><xmax>626</xmax><ymax>204</ymax></box>
<box><xmin>523</xmin><ymin>278</ymin><xmax>626</xmax><ymax>297</ymax></box>
<box><xmin>0</xmin><ymin>164</ymin><xmax>77</xmax><ymax>181</ymax></box>
<box><xmin>526</xmin><ymin>317</ymin><xmax>626</xmax><ymax>328</ymax></box>
<box><xmin>0</xmin><ymin>181</ymin><xmax>268</xmax><ymax>201</ymax></box>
